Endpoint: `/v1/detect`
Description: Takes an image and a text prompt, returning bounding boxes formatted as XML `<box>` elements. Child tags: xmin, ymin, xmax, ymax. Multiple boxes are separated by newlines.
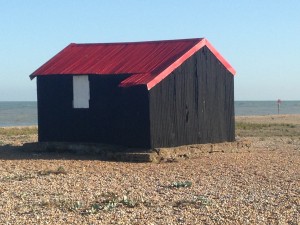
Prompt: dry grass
<box><xmin>236</xmin><ymin>122</ymin><xmax>300</xmax><ymax>137</ymax></box>
<box><xmin>1</xmin><ymin>122</ymin><xmax>299</xmax><ymax>142</ymax></box>
<box><xmin>0</xmin><ymin>126</ymin><xmax>37</xmax><ymax>136</ymax></box>
<box><xmin>0</xmin><ymin>126</ymin><xmax>37</xmax><ymax>146</ymax></box>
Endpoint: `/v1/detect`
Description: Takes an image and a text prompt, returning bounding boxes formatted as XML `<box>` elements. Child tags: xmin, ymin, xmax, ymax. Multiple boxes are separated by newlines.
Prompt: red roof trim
<box><xmin>204</xmin><ymin>39</ymin><xmax>236</xmax><ymax>75</ymax></box>
<box><xmin>145</xmin><ymin>38</ymin><xmax>236</xmax><ymax>90</ymax></box>
<box><xmin>145</xmin><ymin>39</ymin><xmax>205</xmax><ymax>90</ymax></box>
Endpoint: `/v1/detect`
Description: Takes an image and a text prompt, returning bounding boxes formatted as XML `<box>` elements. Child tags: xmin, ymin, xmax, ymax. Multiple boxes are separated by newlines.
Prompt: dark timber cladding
<box><xmin>31</xmin><ymin>38</ymin><xmax>236</xmax><ymax>149</ymax></box>
<box><xmin>37</xmin><ymin>75</ymin><xmax>150</xmax><ymax>147</ymax></box>
<box><xmin>149</xmin><ymin>46</ymin><xmax>234</xmax><ymax>147</ymax></box>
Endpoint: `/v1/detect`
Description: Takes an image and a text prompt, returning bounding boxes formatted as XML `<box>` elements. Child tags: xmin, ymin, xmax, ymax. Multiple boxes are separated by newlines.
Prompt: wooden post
<box><xmin>277</xmin><ymin>99</ymin><xmax>282</xmax><ymax>114</ymax></box>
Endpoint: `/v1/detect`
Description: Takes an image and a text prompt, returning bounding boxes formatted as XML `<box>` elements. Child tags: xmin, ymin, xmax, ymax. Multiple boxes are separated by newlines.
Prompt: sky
<box><xmin>0</xmin><ymin>0</ymin><xmax>300</xmax><ymax>101</ymax></box>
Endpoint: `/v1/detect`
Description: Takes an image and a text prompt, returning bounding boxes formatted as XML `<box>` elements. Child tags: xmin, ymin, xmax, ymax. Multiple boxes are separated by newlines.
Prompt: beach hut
<box><xmin>30</xmin><ymin>38</ymin><xmax>236</xmax><ymax>148</ymax></box>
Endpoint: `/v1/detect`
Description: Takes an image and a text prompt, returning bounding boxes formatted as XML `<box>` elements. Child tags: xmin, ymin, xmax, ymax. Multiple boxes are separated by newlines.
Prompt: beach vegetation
<box><xmin>37</xmin><ymin>166</ymin><xmax>67</xmax><ymax>176</ymax></box>
<box><xmin>169</xmin><ymin>181</ymin><xmax>192</xmax><ymax>188</ymax></box>
<box><xmin>236</xmin><ymin>122</ymin><xmax>300</xmax><ymax>137</ymax></box>
<box><xmin>173</xmin><ymin>195</ymin><xmax>211</xmax><ymax>208</ymax></box>
<box><xmin>1</xmin><ymin>173</ymin><xmax>35</xmax><ymax>182</ymax></box>
<box><xmin>81</xmin><ymin>192</ymin><xmax>141</xmax><ymax>214</ymax></box>
<box><xmin>0</xmin><ymin>127</ymin><xmax>37</xmax><ymax>136</ymax></box>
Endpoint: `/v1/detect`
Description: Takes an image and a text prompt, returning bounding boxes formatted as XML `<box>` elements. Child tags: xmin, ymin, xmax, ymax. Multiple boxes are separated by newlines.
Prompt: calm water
<box><xmin>0</xmin><ymin>101</ymin><xmax>299</xmax><ymax>127</ymax></box>
<box><xmin>235</xmin><ymin>101</ymin><xmax>300</xmax><ymax>116</ymax></box>
<box><xmin>0</xmin><ymin>101</ymin><xmax>37</xmax><ymax>127</ymax></box>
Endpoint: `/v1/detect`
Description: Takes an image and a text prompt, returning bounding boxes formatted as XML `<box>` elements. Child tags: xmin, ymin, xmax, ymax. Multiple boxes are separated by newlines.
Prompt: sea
<box><xmin>0</xmin><ymin>101</ymin><xmax>300</xmax><ymax>127</ymax></box>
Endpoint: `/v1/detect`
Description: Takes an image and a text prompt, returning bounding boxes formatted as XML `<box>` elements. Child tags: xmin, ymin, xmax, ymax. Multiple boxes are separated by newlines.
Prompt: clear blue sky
<box><xmin>1</xmin><ymin>0</ymin><xmax>299</xmax><ymax>101</ymax></box>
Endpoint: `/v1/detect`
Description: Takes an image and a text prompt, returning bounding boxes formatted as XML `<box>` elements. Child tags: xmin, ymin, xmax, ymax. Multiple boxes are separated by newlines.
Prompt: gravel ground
<box><xmin>0</xmin><ymin>115</ymin><xmax>299</xmax><ymax>224</ymax></box>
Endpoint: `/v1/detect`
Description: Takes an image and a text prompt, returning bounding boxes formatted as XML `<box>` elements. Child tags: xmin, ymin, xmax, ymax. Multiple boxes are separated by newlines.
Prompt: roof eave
<box><xmin>29</xmin><ymin>74</ymin><xmax>35</xmax><ymax>80</ymax></box>
<box><xmin>29</xmin><ymin>43</ymin><xmax>76</xmax><ymax>80</ymax></box>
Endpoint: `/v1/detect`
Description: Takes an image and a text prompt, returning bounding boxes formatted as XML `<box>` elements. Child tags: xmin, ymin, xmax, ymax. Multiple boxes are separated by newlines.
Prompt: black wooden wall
<box><xmin>149</xmin><ymin>46</ymin><xmax>235</xmax><ymax>148</ymax></box>
<box><xmin>37</xmin><ymin>75</ymin><xmax>150</xmax><ymax>147</ymax></box>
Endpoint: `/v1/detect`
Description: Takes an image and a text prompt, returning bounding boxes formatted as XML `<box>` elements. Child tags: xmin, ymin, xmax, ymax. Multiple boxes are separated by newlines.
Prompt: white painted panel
<box><xmin>73</xmin><ymin>75</ymin><xmax>90</xmax><ymax>108</ymax></box>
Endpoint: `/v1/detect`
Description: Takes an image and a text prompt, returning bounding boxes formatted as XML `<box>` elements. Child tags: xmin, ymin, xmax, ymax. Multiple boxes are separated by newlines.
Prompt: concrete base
<box><xmin>22</xmin><ymin>139</ymin><xmax>252</xmax><ymax>163</ymax></box>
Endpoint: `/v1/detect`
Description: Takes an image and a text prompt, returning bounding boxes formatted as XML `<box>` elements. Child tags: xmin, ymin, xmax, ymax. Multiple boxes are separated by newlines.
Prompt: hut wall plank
<box><xmin>149</xmin><ymin>46</ymin><xmax>234</xmax><ymax>148</ymax></box>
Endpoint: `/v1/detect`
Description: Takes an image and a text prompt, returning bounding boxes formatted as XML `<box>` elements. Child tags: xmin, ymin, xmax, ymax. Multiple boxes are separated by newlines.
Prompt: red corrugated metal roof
<box><xmin>30</xmin><ymin>38</ymin><xmax>236</xmax><ymax>89</ymax></box>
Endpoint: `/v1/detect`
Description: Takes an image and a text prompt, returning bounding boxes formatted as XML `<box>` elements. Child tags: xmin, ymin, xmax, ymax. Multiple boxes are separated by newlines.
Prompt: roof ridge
<box><xmin>70</xmin><ymin>38</ymin><xmax>203</xmax><ymax>46</ymax></box>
